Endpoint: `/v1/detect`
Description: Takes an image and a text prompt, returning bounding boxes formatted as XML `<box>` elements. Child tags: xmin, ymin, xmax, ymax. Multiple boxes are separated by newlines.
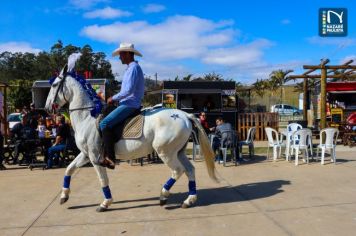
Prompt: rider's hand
<box><xmin>107</xmin><ymin>97</ymin><xmax>114</xmax><ymax>104</ymax></box>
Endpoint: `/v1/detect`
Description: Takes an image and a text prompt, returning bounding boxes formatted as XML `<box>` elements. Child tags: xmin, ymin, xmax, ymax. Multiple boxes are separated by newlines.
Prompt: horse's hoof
<box><xmin>96</xmin><ymin>206</ymin><xmax>108</xmax><ymax>212</ymax></box>
<box><xmin>181</xmin><ymin>203</ymin><xmax>190</xmax><ymax>209</ymax></box>
<box><xmin>160</xmin><ymin>199</ymin><xmax>167</xmax><ymax>206</ymax></box>
<box><xmin>60</xmin><ymin>197</ymin><xmax>69</xmax><ymax>205</ymax></box>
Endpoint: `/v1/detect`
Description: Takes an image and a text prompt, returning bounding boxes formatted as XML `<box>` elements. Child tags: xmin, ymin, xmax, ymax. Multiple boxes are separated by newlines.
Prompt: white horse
<box><xmin>45</xmin><ymin>64</ymin><xmax>217</xmax><ymax>212</ymax></box>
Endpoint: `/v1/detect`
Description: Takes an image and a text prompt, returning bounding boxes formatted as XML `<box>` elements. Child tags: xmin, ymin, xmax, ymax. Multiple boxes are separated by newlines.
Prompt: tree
<box><xmin>182</xmin><ymin>74</ymin><xmax>193</xmax><ymax>81</ymax></box>
<box><xmin>0</xmin><ymin>40</ymin><xmax>114</xmax><ymax>110</ymax></box>
<box><xmin>253</xmin><ymin>79</ymin><xmax>269</xmax><ymax>98</ymax></box>
<box><xmin>269</xmin><ymin>69</ymin><xmax>293</xmax><ymax>104</ymax></box>
<box><xmin>8</xmin><ymin>83</ymin><xmax>32</xmax><ymax>109</ymax></box>
<box><xmin>50</xmin><ymin>40</ymin><xmax>65</xmax><ymax>72</ymax></box>
<box><xmin>203</xmin><ymin>72</ymin><xmax>224</xmax><ymax>81</ymax></box>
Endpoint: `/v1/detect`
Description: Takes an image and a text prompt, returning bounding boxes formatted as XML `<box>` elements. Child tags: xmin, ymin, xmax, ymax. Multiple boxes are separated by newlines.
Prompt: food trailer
<box><xmin>326</xmin><ymin>82</ymin><xmax>356</xmax><ymax>127</ymax></box>
<box><xmin>161</xmin><ymin>81</ymin><xmax>237</xmax><ymax>128</ymax></box>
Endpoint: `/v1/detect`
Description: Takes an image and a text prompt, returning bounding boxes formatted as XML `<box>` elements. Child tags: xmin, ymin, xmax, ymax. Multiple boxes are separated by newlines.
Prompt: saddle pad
<box><xmin>122</xmin><ymin>113</ymin><xmax>144</xmax><ymax>139</ymax></box>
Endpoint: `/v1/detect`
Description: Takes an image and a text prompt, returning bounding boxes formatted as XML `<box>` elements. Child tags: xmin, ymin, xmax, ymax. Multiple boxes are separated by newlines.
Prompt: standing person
<box><xmin>28</xmin><ymin>103</ymin><xmax>39</xmax><ymax>130</ymax></box>
<box><xmin>97</xmin><ymin>43</ymin><xmax>144</xmax><ymax>169</ymax></box>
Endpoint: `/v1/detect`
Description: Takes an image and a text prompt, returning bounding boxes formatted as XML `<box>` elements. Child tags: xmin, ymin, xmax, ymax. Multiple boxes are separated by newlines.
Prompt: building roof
<box><xmin>327</xmin><ymin>82</ymin><xmax>356</xmax><ymax>93</ymax></box>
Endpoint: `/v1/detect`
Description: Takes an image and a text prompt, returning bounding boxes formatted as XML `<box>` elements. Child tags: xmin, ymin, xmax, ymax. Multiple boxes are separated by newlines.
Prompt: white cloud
<box><xmin>281</xmin><ymin>19</ymin><xmax>291</xmax><ymax>25</ymax></box>
<box><xmin>0</xmin><ymin>42</ymin><xmax>42</xmax><ymax>54</ymax></box>
<box><xmin>142</xmin><ymin>4</ymin><xmax>166</xmax><ymax>13</ymax></box>
<box><xmin>110</xmin><ymin>58</ymin><xmax>188</xmax><ymax>81</ymax></box>
<box><xmin>69</xmin><ymin>0</ymin><xmax>109</xmax><ymax>9</ymax></box>
<box><xmin>307</xmin><ymin>36</ymin><xmax>356</xmax><ymax>46</ymax></box>
<box><xmin>81</xmin><ymin>15</ymin><xmax>284</xmax><ymax>83</ymax></box>
<box><xmin>339</xmin><ymin>55</ymin><xmax>356</xmax><ymax>64</ymax></box>
<box><xmin>81</xmin><ymin>15</ymin><xmax>237</xmax><ymax>60</ymax></box>
<box><xmin>202</xmin><ymin>39</ymin><xmax>273</xmax><ymax>66</ymax></box>
<box><xmin>83</xmin><ymin>7</ymin><xmax>132</xmax><ymax>19</ymax></box>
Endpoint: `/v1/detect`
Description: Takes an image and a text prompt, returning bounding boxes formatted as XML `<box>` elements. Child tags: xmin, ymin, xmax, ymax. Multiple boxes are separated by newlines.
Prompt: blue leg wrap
<box><xmin>163</xmin><ymin>178</ymin><xmax>176</xmax><ymax>191</ymax></box>
<box><xmin>102</xmin><ymin>186</ymin><xmax>112</xmax><ymax>199</ymax></box>
<box><xmin>189</xmin><ymin>181</ymin><xmax>197</xmax><ymax>195</ymax></box>
<box><xmin>63</xmin><ymin>176</ymin><xmax>71</xmax><ymax>189</ymax></box>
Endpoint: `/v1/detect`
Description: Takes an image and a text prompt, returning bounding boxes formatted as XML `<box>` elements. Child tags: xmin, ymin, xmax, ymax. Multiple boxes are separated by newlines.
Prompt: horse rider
<box><xmin>97</xmin><ymin>43</ymin><xmax>144</xmax><ymax>169</ymax></box>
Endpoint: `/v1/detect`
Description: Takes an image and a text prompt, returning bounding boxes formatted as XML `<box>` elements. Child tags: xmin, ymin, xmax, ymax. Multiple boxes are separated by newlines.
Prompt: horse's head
<box><xmin>45</xmin><ymin>53</ymin><xmax>82</xmax><ymax>114</ymax></box>
<box><xmin>45</xmin><ymin>64</ymin><xmax>70</xmax><ymax>113</ymax></box>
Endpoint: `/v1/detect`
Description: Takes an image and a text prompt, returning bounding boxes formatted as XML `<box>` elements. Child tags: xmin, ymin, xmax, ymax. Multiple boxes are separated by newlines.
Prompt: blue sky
<box><xmin>0</xmin><ymin>0</ymin><xmax>355</xmax><ymax>84</ymax></box>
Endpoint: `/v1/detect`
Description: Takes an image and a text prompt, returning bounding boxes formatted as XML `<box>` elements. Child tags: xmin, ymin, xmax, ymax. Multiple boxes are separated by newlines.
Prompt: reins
<box><xmin>52</xmin><ymin>74</ymin><xmax>95</xmax><ymax>114</ymax></box>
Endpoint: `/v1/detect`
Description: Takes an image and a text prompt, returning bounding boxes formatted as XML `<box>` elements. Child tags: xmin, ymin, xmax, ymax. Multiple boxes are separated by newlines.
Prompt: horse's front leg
<box><xmin>91</xmin><ymin>161</ymin><xmax>113</xmax><ymax>212</ymax></box>
<box><xmin>60</xmin><ymin>152</ymin><xmax>89</xmax><ymax>204</ymax></box>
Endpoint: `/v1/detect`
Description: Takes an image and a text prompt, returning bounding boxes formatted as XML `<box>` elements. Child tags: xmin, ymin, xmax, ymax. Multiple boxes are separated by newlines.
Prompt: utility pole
<box><xmin>155</xmin><ymin>73</ymin><xmax>158</xmax><ymax>86</ymax></box>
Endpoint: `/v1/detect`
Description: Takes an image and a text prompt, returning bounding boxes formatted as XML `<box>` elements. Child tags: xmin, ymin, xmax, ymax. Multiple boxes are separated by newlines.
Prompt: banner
<box><xmin>221</xmin><ymin>90</ymin><xmax>236</xmax><ymax>111</ymax></box>
<box><xmin>92</xmin><ymin>84</ymin><xmax>105</xmax><ymax>101</ymax></box>
<box><xmin>162</xmin><ymin>89</ymin><xmax>178</xmax><ymax>109</ymax></box>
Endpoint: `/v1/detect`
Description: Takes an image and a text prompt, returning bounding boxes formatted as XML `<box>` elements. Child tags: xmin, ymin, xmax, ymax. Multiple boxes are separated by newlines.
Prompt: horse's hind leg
<box><xmin>159</xmin><ymin>153</ymin><xmax>185</xmax><ymax>206</ymax></box>
<box><xmin>60</xmin><ymin>152</ymin><xmax>89</xmax><ymax>204</ymax></box>
<box><xmin>177</xmin><ymin>151</ymin><xmax>197</xmax><ymax>208</ymax></box>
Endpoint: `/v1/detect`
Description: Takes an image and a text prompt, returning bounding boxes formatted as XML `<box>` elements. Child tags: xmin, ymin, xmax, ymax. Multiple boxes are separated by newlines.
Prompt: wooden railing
<box><xmin>237</xmin><ymin>112</ymin><xmax>279</xmax><ymax>141</ymax></box>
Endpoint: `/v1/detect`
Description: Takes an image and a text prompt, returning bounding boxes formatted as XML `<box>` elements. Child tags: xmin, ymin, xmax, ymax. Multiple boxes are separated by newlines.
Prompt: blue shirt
<box><xmin>112</xmin><ymin>61</ymin><xmax>144</xmax><ymax>108</ymax></box>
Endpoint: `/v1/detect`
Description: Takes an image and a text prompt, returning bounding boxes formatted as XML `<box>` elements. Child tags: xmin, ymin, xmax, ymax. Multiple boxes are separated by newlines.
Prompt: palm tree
<box><xmin>269</xmin><ymin>69</ymin><xmax>293</xmax><ymax>104</ymax></box>
<box><xmin>182</xmin><ymin>74</ymin><xmax>193</xmax><ymax>81</ymax></box>
<box><xmin>253</xmin><ymin>79</ymin><xmax>269</xmax><ymax>97</ymax></box>
<box><xmin>203</xmin><ymin>72</ymin><xmax>223</xmax><ymax>81</ymax></box>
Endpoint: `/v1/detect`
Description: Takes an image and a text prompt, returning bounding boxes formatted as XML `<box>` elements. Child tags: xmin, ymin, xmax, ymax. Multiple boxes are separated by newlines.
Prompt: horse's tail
<box><xmin>187</xmin><ymin>114</ymin><xmax>218</xmax><ymax>182</ymax></box>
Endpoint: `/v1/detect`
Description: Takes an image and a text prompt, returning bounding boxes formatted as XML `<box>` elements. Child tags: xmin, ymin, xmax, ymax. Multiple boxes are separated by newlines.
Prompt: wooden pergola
<box><xmin>288</xmin><ymin>59</ymin><xmax>356</xmax><ymax>129</ymax></box>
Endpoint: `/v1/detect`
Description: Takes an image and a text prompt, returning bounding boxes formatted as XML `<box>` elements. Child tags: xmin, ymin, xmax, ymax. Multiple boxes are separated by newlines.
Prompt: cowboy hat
<box><xmin>112</xmin><ymin>43</ymin><xmax>143</xmax><ymax>57</ymax></box>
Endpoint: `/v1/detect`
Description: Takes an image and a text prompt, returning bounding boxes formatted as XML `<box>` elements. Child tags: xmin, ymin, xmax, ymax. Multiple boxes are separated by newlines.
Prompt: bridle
<box><xmin>51</xmin><ymin>73</ymin><xmax>95</xmax><ymax>114</ymax></box>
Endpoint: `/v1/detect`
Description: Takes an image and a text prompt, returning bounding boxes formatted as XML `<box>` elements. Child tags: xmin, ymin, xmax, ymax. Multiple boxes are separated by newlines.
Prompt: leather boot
<box><xmin>97</xmin><ymin>128</ymin><xmax>116</xmax><ymax>169</ymax></box>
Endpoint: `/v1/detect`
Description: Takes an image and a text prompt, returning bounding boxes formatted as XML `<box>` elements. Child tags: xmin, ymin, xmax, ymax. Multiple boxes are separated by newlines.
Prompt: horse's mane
<box><xmin>49</xmin><ymin>72</ymin><xmax>103</xmax><ymax>117</ymax></box>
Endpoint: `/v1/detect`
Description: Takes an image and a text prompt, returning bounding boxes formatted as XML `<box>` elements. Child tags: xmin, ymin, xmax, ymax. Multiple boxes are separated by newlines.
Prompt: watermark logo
<box><xmin>319</xmin><ymin>8</ymin><xmax>347</xmax><ymax>37</ymax></box>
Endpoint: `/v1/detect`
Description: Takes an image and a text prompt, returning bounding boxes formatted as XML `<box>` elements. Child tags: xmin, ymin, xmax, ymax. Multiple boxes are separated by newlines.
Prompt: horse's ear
<box><xmin>59</xmin><ymin>64</ymin><xmax>68</xmax><ymax>78</ymax></box>
<box><xmin>63</xmin><ymin>64</ymin><xmax>68</xmax><ymax>74</ymax></box>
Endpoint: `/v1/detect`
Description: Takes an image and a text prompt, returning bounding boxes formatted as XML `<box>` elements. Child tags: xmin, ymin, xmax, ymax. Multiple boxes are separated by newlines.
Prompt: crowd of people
<box><xmin>0</xmin><ymin>104</ymin><xmax>74</xmax><ymax>170</ymax></box>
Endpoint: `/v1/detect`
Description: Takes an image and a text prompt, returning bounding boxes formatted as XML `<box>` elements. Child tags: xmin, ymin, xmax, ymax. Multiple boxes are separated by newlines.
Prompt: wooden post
<box><xmin>320</xmin><ymin>66</ymin><xmax>327</xmax><ymax>129</ymax></box>
<box><xmin>303</xmin><ymin>78</ymin><xmax>308</xmax><ymax>121</ymax></box>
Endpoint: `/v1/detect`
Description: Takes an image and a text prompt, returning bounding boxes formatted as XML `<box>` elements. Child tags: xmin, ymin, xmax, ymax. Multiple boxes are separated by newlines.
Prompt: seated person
<box><xmin>198</xmin><ymin>112</ymin><xmax>211</xmax><ymax>134</ymax></box>
<box><xmin>10</xmin><ymin>114</ymin><xmax>37</xmax><ymax>164</ymax></box>
<box><xmin>46</xmin><ymin>115</ymin><xmax>71</xmax><ymax>169</ymax></box>
<box><xmin>211</xmin><ymin>117</ymin><xmax>234</xmax><ymax>161</ymax></box>
<box><xmin>0</xmin><ymin>114</ymin><xmax>5</xmax><ymax>170</ymax></box>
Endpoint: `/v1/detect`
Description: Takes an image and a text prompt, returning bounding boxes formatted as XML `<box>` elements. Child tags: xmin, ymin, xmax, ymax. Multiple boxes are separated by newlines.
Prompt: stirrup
<box><xmin>94</xmin><ymin>152</ymin><xmax>115</xmax><ymax>170</ymax></box>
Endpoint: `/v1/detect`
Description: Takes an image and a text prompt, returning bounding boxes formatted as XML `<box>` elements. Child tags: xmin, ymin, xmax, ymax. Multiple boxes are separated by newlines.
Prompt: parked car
<box><xmin>7</xmin><ymin>113</ymin><xmax>21</xmax><ymax>129</ymax></box>
<box><xmin>271</xmin><ymin>104</ymin><xmax>302</xmax><ymax>116</ymax></box>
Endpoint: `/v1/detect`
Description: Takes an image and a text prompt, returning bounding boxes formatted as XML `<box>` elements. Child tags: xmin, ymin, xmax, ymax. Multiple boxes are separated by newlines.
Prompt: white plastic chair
<box><xmin>290</xmin><ymin>128</ymin><xmax>313</xmax><ymax>166</ymax></box>
<box><xmin>285</xmin><ymin>123</ymin><xmax>303</xmax><ymax>159</ymax></box>
<box><xmin>265</xmin><ymin>127</ymin><xmax>285</xmax><ymax>161</ymax></box>
<box><xmin>238</xmin><ymin>127</ymin><xmax>256</xmax><ymax>159</ymax></box>
<box><xmin>317</xmin><ymin>128</ymin><xmax>339</xmax><ymax>165</ymax></box>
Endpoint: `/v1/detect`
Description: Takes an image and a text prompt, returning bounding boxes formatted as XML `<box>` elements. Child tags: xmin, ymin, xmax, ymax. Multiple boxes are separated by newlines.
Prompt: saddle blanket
<box><xmin>96</xmin><ymin>112</ymin><xmax>144</xmax><ymax>141</ymax></box>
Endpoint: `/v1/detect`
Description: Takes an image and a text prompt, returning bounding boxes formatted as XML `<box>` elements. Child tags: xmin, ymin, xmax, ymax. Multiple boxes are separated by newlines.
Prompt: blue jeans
<box><xmin>99</xmin><ymin>104</ymin><xmax>138</xmax><ymax>131</ymax></box>
<box><xmin>47</xmin><ymin>143</ymin><xmax>66</xmax><ymax>168</ymax></box>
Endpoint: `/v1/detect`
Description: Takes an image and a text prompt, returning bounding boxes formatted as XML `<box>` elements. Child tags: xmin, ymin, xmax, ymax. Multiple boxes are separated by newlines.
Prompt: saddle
<box><xmin>97</xmin><ymin>105</ymin><xmax>145</xmax><ymax>143</ymax></box>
